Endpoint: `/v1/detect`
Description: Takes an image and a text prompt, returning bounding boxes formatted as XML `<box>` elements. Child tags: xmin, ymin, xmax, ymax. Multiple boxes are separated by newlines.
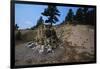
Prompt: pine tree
<box><xmin>42</xmin><ymin>5</ymin><xmax>60</xmax><ymax>27</ymax></box>
<box><xmin>41</xmin><ymin>5</ymin><xmax>60</xmax><ymax>49</ymax></box>
<box><xmin>82</xmin><ymin>8</ymin><xmax>88</xmax><ymax>24</ymax></box>
<box><xmin>75</xmin><ymin>8</ymin><xmax>83</xmax><ymax>23</ymax></box>
<box><xmin>65</xmin><ymin>9</ymin><xmax>74</xmax><ymax>22</ymax></box>
<box><xmin>15</xmin><ymin>24</ymin><xmax>19</xmax><ymax>30</ymax></box>
<box><xmin>31</xmin><ymin>16</ymin><xmax>44</xmax><ymax>30</ymax></box>
<box><xmin>87</xmin><ymin>8</ymin><xmax>96</xmax><ymax>25</ymax></box>
<box><xmin>36</xmin><ymin>16</ymin><xmax>44</xmax><ymax>27</ymax></box>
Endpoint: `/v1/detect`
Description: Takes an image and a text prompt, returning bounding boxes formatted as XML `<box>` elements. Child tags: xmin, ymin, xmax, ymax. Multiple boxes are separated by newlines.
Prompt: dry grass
<box><xmin>15</xmin><ymin>24</ymin><xmax>95</xmax><ymax>65</ymax></box>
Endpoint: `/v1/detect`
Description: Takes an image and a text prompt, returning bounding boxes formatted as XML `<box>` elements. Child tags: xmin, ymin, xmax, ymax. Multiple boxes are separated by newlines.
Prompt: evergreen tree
<box><xmin>65</xmin><ymin>9</ymin><xmax>74</xmax><ymax>22</ymax></box>
<box><xmin>42</xmin><ymin>5</ymin><xmax>60</xmax><ymax>27</ymax></box>
<box><xmin>41</xmin><ymin>5</ymin><xmax>60</xmax><ymax>49</ymax></box>
<box><xmin>36</xmin><ymin>16</ymin><xmax>44</xmax><ymax>27</ymax></box>
<box><xmin>31</xmin><ymin>16</ymin><xmax>44</xmax><ymax>30</ymax></box>
<box><xmin>75</xmin><ymin>8</ymin><xmax>83</xmax><ymax>23</ymax></box>
<box><xmin>15</xmin><ymin>24</ymin><xmax>19</xmax><ymax>30</ymax></box>
<box><xmin>87</xmin><ymin>8</ymin><xmax>96</xmax><ymax>25</ymax></box>
<box><xmin>82</xmin><ymin>8</ymin><xmax>88</xmax><ymax>23</ymax></box>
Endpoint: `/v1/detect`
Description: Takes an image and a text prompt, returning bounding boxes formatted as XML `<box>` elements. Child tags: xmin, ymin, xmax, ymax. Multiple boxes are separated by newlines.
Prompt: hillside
<box><xmin>56</xmin><ymin>24</ymin><xmax>94</xmax><ymax>54</ymax></box>
<box><xmin>15</xmin><ymin>23</ymin><xmax>95</xmax><ymax>65</ymax></box>
<box><xmin>56</xmin><ymin>24</ymin><xmax>95</xmax><ymax>62</ymax></box>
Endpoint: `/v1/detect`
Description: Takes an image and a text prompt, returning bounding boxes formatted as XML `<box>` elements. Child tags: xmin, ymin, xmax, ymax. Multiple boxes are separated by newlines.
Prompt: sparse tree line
<box><xmin>64</xmin><ymin>7</ymin><xmax>96</xmax><ymax>25</ymax></box>
<box><xmin>15</xmin><ymin>6</ymin><xmax>96</xmax><ymax>30</ymax></box>
<box><xmin>32</xmin><ymin>7</ymin><xmax>96</xmax><ymax>28</ymax></box>
<box><xmin>31</xmin><ymin>5</ymin><xmax>60</xmax><ymax>30</ymax></box>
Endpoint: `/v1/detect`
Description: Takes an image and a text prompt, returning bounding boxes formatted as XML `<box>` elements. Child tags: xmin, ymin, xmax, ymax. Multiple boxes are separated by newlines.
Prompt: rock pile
<box><xmin>25</xmin><ymin>41</ymin><xmax>54</xmax><ymax>54</ymax></box>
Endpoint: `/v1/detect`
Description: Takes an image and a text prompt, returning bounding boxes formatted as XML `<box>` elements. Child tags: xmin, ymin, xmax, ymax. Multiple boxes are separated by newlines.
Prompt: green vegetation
<box><xmin>36</xmin><ymin>16</ymin><xmax>44</xmax><ymax>27</ymax></box>
<box><xmin>16</xmin><ymin>30</ymin><xmax>22</xmax><ymax>40</ymax></box>
<box><xmin>64</xmin><ymin>8</ymin><xmax>96</xmax><ymax>25</ymax></box>
<box><xmin>65</xmin><ymin>9</ymin><xmax>74</xmax><ymax>22</ymax></box>
<box><xmin>75</xmin><ymin>8</ymin><xmax>83</xmax><ymax>23</ymax></box>
<box><xmin>31</xmin><ymin>16</ymin><xmax>44</xmax><ymax>30</ymax></box>
<box><xmin>41</xmin><ymin>5</ymin><xmax>61</xmax><ymax>48</ymax></box>
<box><xmin>15</xmin><ymin>6</ymin><xmax>95</xmax><ymax>65</ymax></box>
<box><xmin>15</xmin><ymin>24</ymin><xmax>19</xmax><ymax>30</ymax></box>
<box><xmin>42</xmin><ymin>5</ymin><xmax>60</xmax><ymax>27</ymax></box>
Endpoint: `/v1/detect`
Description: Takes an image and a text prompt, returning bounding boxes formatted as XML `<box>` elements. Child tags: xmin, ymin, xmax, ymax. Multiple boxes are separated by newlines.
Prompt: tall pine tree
<box><xmin>65</xmin><ymin>9</ymin><xmax>74</xmax><ymax>22</ymax></box>
<box><xmin>75</xmin><ymin>8</ymin><xmax>83</xmax><ymax>23</ymax></box>
<box><xmin>82</xmin><ymin>8</ymin><xmax>88</xmax><ymax>24</ymax></box>
<box><xmin>86</xmin><ymin>8</ymin><xmax>96</xmax><ymax>25</ymax></box>
<box><xmin>36</xmin><ymin>16</ymin><xmax>44</xmax><ymax>27</ymax></box>
<box><xmin>42</xmin><ymin>5</ymin><xmax>60</xmax><ymax>27</ymax></box>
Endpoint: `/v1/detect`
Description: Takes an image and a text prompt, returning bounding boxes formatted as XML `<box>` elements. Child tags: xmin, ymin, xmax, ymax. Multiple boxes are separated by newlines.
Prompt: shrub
<box><xmin>16</xmin><ymin>30</ymin><xmax>22</xmax><ymax>40</ymax></box>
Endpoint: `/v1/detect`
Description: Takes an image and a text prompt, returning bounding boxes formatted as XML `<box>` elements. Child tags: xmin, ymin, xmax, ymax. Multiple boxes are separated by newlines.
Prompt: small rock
<box><xmin>47</xmin><ymin>44</ymin><xmax>53</xmax><ymax>53</ymax></box>
<box><xmin>39</xmin><ymin>45</ymin><xmax>44</xmax><ymax>54</ymax></box>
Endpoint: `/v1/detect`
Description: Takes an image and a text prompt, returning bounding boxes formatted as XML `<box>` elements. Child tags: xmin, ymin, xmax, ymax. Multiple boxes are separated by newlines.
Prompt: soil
<box><xmin>15</xmin><ymin>24</ymin><xmax>95</xmax><ymax>66</ymax></box>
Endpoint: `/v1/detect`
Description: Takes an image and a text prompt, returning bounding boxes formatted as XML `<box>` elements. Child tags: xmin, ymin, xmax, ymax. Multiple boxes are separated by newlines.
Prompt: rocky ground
<box><xmin>15</xmin><ymin>24</ymin><xmax>95</xmax><ymax>66</ymax></box>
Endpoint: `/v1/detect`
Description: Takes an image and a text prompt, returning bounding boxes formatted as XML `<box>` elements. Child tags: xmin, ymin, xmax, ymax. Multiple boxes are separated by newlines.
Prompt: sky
<box><xmin>15</xmin><ymin>4</ymin><xmax>79</xmax><ymax>29</ymax></box>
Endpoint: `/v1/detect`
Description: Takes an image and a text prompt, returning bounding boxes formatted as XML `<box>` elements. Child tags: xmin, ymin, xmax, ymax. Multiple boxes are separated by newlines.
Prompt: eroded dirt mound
<box><xmin>56</xmin><ymin>24</ymin><xmax>95</xmax><ymax>62</ymax></box>
<box><xmin>15</xmin><ymin>24</ymin><xmax>95</xmax><ymax>66</ymax></box>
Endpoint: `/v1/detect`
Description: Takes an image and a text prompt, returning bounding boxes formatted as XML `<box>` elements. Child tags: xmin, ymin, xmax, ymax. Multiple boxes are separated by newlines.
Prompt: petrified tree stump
<box><xmin>36</xmin><ymin>24</ymin><xmax>59</xmax><ymax>53</ymax></box>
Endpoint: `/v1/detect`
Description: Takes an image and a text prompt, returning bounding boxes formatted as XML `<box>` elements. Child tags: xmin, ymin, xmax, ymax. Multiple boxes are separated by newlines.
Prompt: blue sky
<box><xmin>15</xmin><ymin>4</ymin><xmax>79</xmax><ymax>29</ymax></box>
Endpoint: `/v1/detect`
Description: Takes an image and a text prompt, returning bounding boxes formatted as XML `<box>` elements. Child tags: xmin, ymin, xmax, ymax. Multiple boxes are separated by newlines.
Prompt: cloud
<box><xmin>23</xmin><ymin>20</ymin><xmax>33</xmax><ymax>29</ymax></box>
<box><xmin>17</xmin><ymin>20</ymin><xmax>33</xmax><ymax>29</ymax></box>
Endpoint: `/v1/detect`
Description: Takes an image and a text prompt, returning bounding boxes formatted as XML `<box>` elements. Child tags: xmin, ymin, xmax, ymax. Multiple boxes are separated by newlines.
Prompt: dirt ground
<box><xmin>15</xmin><ymin>24</ymin><xmax>95</xmax><ymax>66</ymax></box>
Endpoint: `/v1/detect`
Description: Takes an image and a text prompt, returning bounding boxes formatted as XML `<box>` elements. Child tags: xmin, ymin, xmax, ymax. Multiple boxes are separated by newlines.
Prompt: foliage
<box><xmin>42</xmin><ymin>5</ymin><xmax>60</xmax><ymax>27</ymax></box>
<box><xmin>86</xmin><ymin>8</ymin><xmax>96</xmax><ymax>25</ymax></box>
<box><xmin>41</xmin><ymin>5</ymin><xmax>60</xmax><ymax>48</ymax></box>
<box><xmin>75</xmin><ymin>8</ymin><xmax>83</xmax><ymax>23</ymax></box>
<box><xmin>65</xmin><ymin>9</ymin><xmax>74</xmax><ymax>22</ymax></box>
<box><xmin>30</xmin><ymin>26</ymin><xmax>36</xmax><ymax>30</ymax></box>
<box><xmin>31</xmin><ymin>16</ymin><xmax>44</xmax><ymax>30</ymax></box>
<box><xmin>64</xmin><ymin>7</ymin><xmax>96</xmax><ymax>25</ymax></box>
<box><xmin>82</xmin><ymin>8</ymin><xmax>88</xmax><ymax>23</ymax></box>
<box><xmin>15</xmin><ymin>24</ymin><xmax>19</xmax><ymax>30</ymax></box>
<box><xmin>16</xmin><ymin>30</ymin><xmax>22</xmax><ymax>40</ymax></box>
<box><xmin>36</xmin><ymin>16</ymin><xmax>44</xmax><ymax>27</ymax></box>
